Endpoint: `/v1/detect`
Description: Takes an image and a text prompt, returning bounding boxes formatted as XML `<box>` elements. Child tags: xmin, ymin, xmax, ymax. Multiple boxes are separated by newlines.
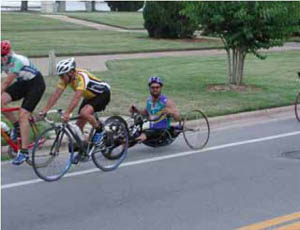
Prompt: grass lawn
<box><xmin>288</xmin><ymin>36</ymin><xmax>300</xmax><ymax>42</ymax></box>
<box><xmin>1</xmin><ymin>12</ymin><xmax>92</xmax><ymax>31</ymax></box>
<box><xmin>2</xmin><ymin>30</ymin><xmax>223</xmax><ymax>57</ymax></box>
<box><xmin>62</xmin><ymin>12</ymin><xmax>144</xmax><ymax>29</ymax></box>
<box><xmin>98</xmin><ymin>51</ymin><xmax>300</xmax><ymax>117</ymax></box>
<box><xmin>6</xmin><ymin>51</ymin><xmax>299</xmax><ymax>118</ymax></box>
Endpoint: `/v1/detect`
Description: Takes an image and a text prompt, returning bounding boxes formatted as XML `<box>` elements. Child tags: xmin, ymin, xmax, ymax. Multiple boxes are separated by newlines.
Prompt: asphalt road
<box><xmin>2</xmin><ymin>115</ymin><xmax>300</xmax><ymax>230</ymax></box>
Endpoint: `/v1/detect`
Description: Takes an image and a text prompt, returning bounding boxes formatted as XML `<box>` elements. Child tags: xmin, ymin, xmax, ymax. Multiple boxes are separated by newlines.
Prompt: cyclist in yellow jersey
<box><xmin>41</xmin><ymin>58</ymin><xmax>110</xmax><ymax>163</ymax></box>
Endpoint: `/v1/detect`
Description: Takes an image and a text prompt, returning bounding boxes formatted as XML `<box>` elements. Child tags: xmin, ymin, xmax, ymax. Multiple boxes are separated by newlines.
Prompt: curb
<box><xmin>208</xmin><ymin>105</ymin><xmax>295</xmax><ymax>130</ymax></box>
<box><xmin>1</xmin><ymin>105</ymin><xmax>296</xmax><ymax>157</ymax></box>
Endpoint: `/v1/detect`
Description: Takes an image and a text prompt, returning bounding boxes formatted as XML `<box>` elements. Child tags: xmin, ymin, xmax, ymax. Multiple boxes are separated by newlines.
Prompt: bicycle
<box><xmin>1</xmin><ymin>107</ymin><xmax>48</xmax><ymax>167</ymax></box>
<box><xmin>31</xmin><ymin>109</ymin><xmax>129</xmax><ymax>182</ymax></box>
<box><xmin>295</xmin><ymin>72</ymin><xmax>300</xmax><ymax>122</ymax></box>
<box><xmin>119</xmin><ymin>109</ymin><xmax>210</xmax><ymax>150</ymax></box>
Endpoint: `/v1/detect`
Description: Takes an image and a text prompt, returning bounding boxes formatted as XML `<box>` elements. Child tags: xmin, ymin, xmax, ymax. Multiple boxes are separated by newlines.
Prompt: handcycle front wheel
<box><xmin>295</xmin><ymin>92</ymin><xmax>300</xmax><ymax>122</ymax></box>
<box><xmin>92</xmin><ymin>116</ymin><xmax>129</xmax><ymax>171</ymax></box>
<box><xmin>32</xmin><ymin>126</ymin><xmax>73</xmax><ymax>182</ymax></box>
<box><xmin>182</xmin><ymin>110</ymin><xmax>210</xmax><ymax>150</ymax></box>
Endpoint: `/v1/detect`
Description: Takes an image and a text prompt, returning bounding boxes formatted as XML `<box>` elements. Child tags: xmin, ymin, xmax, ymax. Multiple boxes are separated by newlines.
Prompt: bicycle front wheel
<box><xmin>183</xmin><ymin>110</ymin><xmax>210</xmax><ymax>150</ymax></box>
<box><xmin>32</xmin><ymin>126</ymin><xmax>73</xmax><ymax>182</ymax></box>
<box><xmin>295</xmin><ymin>93</ymin><xmax>300</xmax><ymax>122</ymax></box>
<box><xmin>92</xmin><ymin>116</ymin><xmax>129</xmax><ymax>171</ymax></box>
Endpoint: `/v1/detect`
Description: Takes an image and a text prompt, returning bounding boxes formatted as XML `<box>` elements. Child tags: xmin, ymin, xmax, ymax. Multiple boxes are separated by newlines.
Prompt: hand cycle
<box><xmin>295</xmin><ymin>72</ymin><xmax>300</xmax><ymax>122</ymax></box>
<box><xmin>110</xmin><ymin>109</ymin><xmax>210</xmax><ymax>150</ymax></box>
<box><xmin>1</xmin><ymin>107</ymin><xmax>48</xmax><ymax>167</ymax></box>
<box><xmin>31</xmin><ymin>109</ymin><xmax>129</xmax><ymax>182</ymax></box>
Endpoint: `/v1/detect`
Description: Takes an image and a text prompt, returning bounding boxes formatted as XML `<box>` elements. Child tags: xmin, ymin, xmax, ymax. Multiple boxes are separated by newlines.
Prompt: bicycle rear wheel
<box><xmin>32</xmin><ymin>126</ymin><xmax>73</xmax><ymax>182</ymax></box>
<box><xmin>92</xmin><ymin>116</ymin><xmax>129</xmax><ymax>171</ymax></box>
<box><xmin>182</xmin><ymin>110</ymin><xmax>210</xmax><ymax>150</ymax></box>
<box><xmin>295</xmin><ymin>93</ymin><xmax>300</xmax><ymax>122</ymax></box>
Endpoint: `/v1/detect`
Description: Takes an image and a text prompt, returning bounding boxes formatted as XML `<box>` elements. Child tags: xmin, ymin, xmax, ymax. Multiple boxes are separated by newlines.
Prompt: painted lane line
<box><xmin>2</xmin><ymin>131</ymin><xmax>300</xmax><ymax>190</ymax></box>
<box><xmin>236</xmin><ymin>211</ymin><xmax>300</xmax><ymax>230</ymax></box>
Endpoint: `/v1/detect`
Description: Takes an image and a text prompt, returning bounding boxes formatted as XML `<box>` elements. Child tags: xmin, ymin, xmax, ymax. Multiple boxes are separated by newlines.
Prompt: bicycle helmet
<box><xmin>56</xmin><ymin>58</ymin><xmax>76</xmax><ymax>75</ymax></box>
<box><xmin>1</xmin><ymin>40</ymin><xmax>11</xmax><ymax>56</ymax></box>
<box><xmin>148</xmin><ymin>76</ymin><xmax>163</xmax><ymax>86</ymax></box>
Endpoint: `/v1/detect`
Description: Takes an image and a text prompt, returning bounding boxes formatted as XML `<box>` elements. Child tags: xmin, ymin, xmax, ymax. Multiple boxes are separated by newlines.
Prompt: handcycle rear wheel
<box><xmin>32</xmin><ymin>126</ymin><xmax>73</xmax><ymax>182</ymax></box>
<box><xmin>182</xmin><ymin>110</ymin><xmax>210</xmax><ymax>150</ymax></box>
<box><xmin>92</xmin><ymin>116</ymin><xmax>129</xmax><ymax>171</ymax></box>
<box><xmin>295</xmin><ymin>93</ymin><xmax>300</xmax><ymax>122</ymax></box>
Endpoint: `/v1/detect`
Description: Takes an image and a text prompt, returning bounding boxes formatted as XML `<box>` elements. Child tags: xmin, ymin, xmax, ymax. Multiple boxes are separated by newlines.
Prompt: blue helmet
<box><xmin>148</xmin><ymin>76</ymin><xmax>163</xmax><ymax>86</ymax></box>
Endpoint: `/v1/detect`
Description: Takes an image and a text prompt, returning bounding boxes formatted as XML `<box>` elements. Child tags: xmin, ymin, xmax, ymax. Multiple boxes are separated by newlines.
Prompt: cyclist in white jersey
<box><xmin>1</xmin><ymin>40</ymin><xmax>46</xmax><ymax>165</ymax></box>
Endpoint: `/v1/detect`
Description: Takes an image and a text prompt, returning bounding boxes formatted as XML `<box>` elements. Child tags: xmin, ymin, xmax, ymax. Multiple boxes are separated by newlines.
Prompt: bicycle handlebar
<box><xmin>131</xmin><ymin>111</ymin><xmax>167</xmax><ymax>124</ymax></box>
<box><xmin>41</xmin><ymin>109</ymin><xmax>79</xmax><ymax>124</ymax></box>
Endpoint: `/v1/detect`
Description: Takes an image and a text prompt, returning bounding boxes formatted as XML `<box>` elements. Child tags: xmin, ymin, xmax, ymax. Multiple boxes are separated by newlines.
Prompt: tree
<box><xmin>105</xmin><ymin>1</ymin><xmax>143</xmax><ymax>12</ymax></box>
<box><xmin>183</xmin><ymin>2</ymin><xmax>300</xmax><ymax>85</ymax></box>
<box><xmin>144</xmin><ymin>1</ymin><xmax>197</xmax><ymax>39</ymax></box>
<box><xmin>21</xmin><ymin>1</ymin><xmax>28</xmax><ymax>11</ymax></box>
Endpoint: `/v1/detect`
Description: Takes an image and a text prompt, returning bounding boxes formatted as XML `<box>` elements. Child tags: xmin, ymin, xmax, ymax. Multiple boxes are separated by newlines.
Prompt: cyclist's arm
<box><xmin>42</xmin><ymin>87</ymin><xmax>64</xmax><ymax>113</ymax></box>
<box><xmin>1</xmin><ymin>73</ymin><xmax>16</xmax><ymax>92</ymax></box>
<box><xmin>65</xmin><ymin>90</ymin><xmax>83</xmax><ymax>115</ymax></box>
<box><xmin>164</xmin><ymin>99</ymin><xmax>181</xmax><ymax>121</ymax></box>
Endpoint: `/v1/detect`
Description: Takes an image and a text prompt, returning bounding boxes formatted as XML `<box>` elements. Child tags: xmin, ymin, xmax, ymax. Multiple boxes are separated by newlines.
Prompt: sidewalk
<box><xmin>32</xmin><ymin>14</ymin><xmax>300</xmax><ymax>76</ymax></box>
<box><xmin>32</xmin><ymin>44</ymin><xmax>300</xmax><ymax>77</ymax></box>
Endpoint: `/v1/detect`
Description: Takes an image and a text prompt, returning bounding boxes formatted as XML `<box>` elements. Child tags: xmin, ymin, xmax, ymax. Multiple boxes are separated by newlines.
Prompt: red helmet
<box><xmin>1</xmin><ymin>40</ymin><xmax>11</xmax><ymax>56</ymax></box>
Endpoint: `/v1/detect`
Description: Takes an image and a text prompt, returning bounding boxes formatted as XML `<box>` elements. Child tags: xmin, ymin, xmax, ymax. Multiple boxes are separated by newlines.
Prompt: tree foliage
<box><xmin>143</xmin><ymin>1</ymin><xmax>198</xmax><ymax>39</ymax></box>
<box><xmin>183</xmin><ymin>2</ymin><xmax>300</xmax><ymax>85</ymax></box>
<box><xmin>105</xmin><ymin>1</ymin><xmax>144</xmax><ymax>12</ymax></box>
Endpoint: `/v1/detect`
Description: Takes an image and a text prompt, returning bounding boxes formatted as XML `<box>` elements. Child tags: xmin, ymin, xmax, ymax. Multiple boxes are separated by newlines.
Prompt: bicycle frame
<box><xmin>1</xmin><ymin>107</ymin><xmax>39</xmax><ymax>152</ymax></box>
<box><xmin>1</xmin><ymin>107</ymin><xmax>21</xmax><ymax>152</ymax></box>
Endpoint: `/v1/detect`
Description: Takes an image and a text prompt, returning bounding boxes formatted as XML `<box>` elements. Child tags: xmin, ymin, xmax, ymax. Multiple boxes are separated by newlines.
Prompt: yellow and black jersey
<box><xmin>57</xmin><ymin>68</ymin><xmax>111</xmax><ymax>99</ymax></box>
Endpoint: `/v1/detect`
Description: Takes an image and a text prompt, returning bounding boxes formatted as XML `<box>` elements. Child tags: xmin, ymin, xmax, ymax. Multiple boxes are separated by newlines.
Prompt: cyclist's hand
<box><xmin>161</xmin><ymin>108</ymin><xmax>171</xmax><ymax>116</ymax></box>
<box><xmin>39</xmin><ymin>110</ymin><xmax>47</xmax><ymax>118</ymax></box>
<box><xmin>62</xmin><ymin>112</ymin><xmax>70</xmax><ymax>122</ymax></box>
<box><xmin>130</xmin><ymin>105</ymin><xmax>138</xmax><ymax>114</ymax></box>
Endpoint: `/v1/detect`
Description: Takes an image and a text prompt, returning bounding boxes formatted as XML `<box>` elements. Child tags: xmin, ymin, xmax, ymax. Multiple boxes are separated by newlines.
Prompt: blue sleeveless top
<box><xmin>146</xmin><ymin>95</ymin><xmax>171</xmax><ymax>129</ymax></box>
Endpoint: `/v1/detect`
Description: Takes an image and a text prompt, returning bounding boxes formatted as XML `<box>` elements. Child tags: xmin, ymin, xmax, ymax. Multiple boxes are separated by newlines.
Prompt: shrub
<box><xmin>143</xmin><ymin>1</ymin><xmax>197</xmax><ymax>39</ymax></box>
<box><xmin>105</xmin><ymin>1</ymin><xmax>144</xmax><ymax>12</ymax></box>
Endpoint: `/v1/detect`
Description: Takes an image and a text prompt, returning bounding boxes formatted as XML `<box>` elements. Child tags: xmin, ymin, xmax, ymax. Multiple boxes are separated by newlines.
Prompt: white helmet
<box><xmin>56</xmin><ymin>58</ymin><xmax>76</xmax><ymax>75</ymax></box>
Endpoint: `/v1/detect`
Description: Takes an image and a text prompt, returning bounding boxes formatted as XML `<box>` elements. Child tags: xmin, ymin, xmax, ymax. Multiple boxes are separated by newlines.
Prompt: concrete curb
<box><xmin>1</xmin><ymin>105</ymin><xmax>296</xmax><ymax>157</ymax></box>
<box><xmin>209</xmin><ymin>105</ymin><xmax>295</xmax><ymax>130</ymax></box>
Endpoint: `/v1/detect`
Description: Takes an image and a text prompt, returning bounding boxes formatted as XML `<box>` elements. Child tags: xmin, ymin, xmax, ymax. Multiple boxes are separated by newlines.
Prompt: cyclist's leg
<box><xmin>1</xmin><ymin>87</ymin><xmax>21</xmax><ymax>123</ymax></box>
<box><xmin>78</xmin><ymin>103</ymin><xmax>99</xmax><ymax>129</ymax></box>
<box><xmin>78</xmin><ymin>91</ymin><xmax>110</xmax><ymax>129</ymax></box>
<box><xmin>19</xmin><ymin>75</ymin><xmax>45</xmax><ymax>148</ymax></box>
<box><xmin>19</xmin><ymin>108</ymin><xmax>31</xmax><ymax>149</ymax></box>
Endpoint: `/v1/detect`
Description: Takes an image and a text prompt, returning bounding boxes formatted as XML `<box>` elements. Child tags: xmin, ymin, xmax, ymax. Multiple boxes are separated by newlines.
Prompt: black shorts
<box><xmin>6</xmin><ymin>73</ymin><xmax>46</xmax><ymax>113</ymax></box>
<box><xmin>78</xmin><ymin>89</ymin><xmax>110</xmax><ymax>113</ymax></box>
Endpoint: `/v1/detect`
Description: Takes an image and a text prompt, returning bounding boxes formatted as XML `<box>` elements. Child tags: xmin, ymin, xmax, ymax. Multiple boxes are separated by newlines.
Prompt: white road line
<box><xmin>2</xmin><ymin>131</ymin><xmax>300</xmax><ymax>190</ymax></box>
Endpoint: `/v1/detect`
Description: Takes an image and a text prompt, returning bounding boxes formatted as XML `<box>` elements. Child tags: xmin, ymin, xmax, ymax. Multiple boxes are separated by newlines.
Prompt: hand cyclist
<box><xmin>1</xmin><ymin>40</ymin><xmax>46</xmax><ymax>165</ymax></box>
<box><xmin>40</xmin><ymin>58</ymin><xmax>111</xmax><ymax>164</ymax></box>
<box><xmin>130</xmin><ymin>76</ymin><xmax>181</xmax><ymax>143</ymax></box>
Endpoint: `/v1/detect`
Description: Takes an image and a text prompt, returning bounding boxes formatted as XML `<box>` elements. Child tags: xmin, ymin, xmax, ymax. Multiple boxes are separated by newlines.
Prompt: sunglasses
<box><xmin>150</xmin><ymin>86</ymin><xmax>161</xmax><ymax>90</ymax></box>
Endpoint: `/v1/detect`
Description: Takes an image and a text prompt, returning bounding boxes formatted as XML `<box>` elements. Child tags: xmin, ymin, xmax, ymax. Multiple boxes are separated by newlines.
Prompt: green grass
<box><xmin>62</xmin><ymin>12</ymin><xmax>145</xmax><ymax>29</ymax></box>
<box><xmin>1</xmin><ymin>12</ymin><xmax>92</xmax><ymax>32</ymax></box>
<box><xmin>7</xmin><ymin>51</ymin><xmax>299</xmax><ymax>118</ymax></box>
<box><xmin>96</xmin><ymin>51</ymin><xmax>300</xmax><ymax>117</ymax></box>
<box><xmin>2</xmin><ymin>30</ymin><xmax>222</xmax><ymax>57</ymax></box>
<box><xmin>288</xmin><ymin>36</ymin><xmax>300</xmax><ymax>42</ymax></box>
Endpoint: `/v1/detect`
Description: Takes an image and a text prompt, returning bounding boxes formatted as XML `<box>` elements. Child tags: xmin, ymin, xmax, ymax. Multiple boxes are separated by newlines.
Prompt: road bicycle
<box><xmin>295</xmin><ymin>72</ymin><xmax>300</xmax><ymax>122</ymax></box>
<box><xmin>31</xmin><ymin>109</ymin><xmax>129</xmax><ymax>182</ymax></box>
<box><xmin>118</xmin><ymin>109</ymin><xmax>210</xmax><ymax>150</ymax></box>
<box><xmin>1</xmin><ymin>107</ymin><xmax>47</xmax><ymax>167</ymax></box>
